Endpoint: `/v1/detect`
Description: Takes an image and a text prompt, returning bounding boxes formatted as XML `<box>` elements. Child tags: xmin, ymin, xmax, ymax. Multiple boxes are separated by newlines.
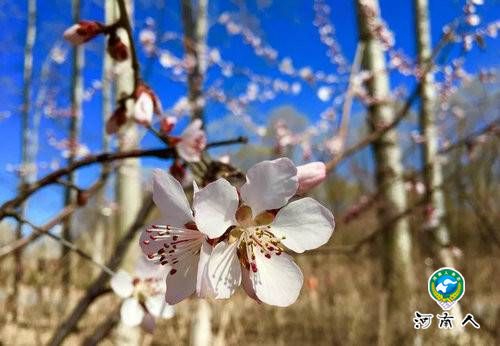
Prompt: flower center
<box><xmin>234</xmin><ymin>225</ymin><xmax>285</xmax><ymax>273</ymax></box>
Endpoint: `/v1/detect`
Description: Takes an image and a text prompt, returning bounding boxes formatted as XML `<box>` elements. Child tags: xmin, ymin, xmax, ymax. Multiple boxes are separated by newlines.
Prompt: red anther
<box><xmin>251</xmin><ymin>263</ymin><xmax>258</xmax><ymax>273</ymax></box>
<box><xmin>170</xmin><ymin>268</ymin><xmax>177</xmax><ymax>275</ymax></box>
<box><xmin>265</xmin><ymin>253</ymin><xmax>271</xmax><ymax>259</ymax></box>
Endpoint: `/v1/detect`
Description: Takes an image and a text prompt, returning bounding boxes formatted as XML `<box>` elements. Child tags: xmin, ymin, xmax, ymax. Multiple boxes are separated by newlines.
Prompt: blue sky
<box><xmin>0</xmin><ymin>0</ymin><xmax>499</xmax><ymax>227</ymax></box>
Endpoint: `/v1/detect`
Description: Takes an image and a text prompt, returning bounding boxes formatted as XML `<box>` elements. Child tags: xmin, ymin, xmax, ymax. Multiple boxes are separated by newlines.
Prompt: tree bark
<box><xmin>12</xmin><ymin>0</ymin><xmax>36</xmax><ymax>322</ymax></box>
<box><xmin>181</xmin><ymin>0</ymin><xmax>208</xmax><ymax>122</ymax></box>
<box><xmin>61</xmin><ymin>0</ymin><xmax>84</xmax><ymax>298</ymax></box>
<box><xmin>113</xmin><ymin>0</ymin><xmax>143</xmax><ymax>344</ymax></box>
<box><xmin>355</xmin><ymin>0</ymin><xmax>415</xmax><ymax>344</ymax></box>
<box><xmin>414</xmin><ymin>0</ymin><xmax>466</xmax><ymax>339</ymax></box>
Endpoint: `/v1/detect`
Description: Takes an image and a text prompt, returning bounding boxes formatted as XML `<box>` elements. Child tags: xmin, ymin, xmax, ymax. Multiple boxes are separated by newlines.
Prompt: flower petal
<box><xmin>240</xmin><ymin>158</ymin><xmax>298</xmax><ymax>216</ymax></box>
<box><xmin>250</xmin><ymin>251</ymin><xmax>303</xmax><ymax>307</ymax></box>
<box><xmin>271</xmin><ymin>197</ymin><xmax>335</xmax><ymax>253</ymax></box>
<box><xmin>196</xmin><ymin>240</ymin><xmax>215</xmax><ymax>298</ymax></box>
<box><xmin>120</xmin><ymin>298</ymin><xmax>145</xmax><ymax>327</ymax></box>
<box><xmin>207</xmin><ymin>241</ymin><xmax>242</xmax><ymax>299</ymax></box>
<box><xmin>141</xmin><ymin>313</ymin><xmax>156</xmax><ymax>334</ymax></box>
<box><xmin>241</xmin><ymin>266</ymin><xmax>259</xmax><ymax>302</ymax></box>
<box><xmin>165</xmin><ymin>254</ymin><xmax>198</xmax><ymax>304</ymax></box>
<box><xmin>152</xmin><ymin>169</ymin><xmax>193</xmax><ymax>227</ymax></box>
<box><xmin>193</xmin><ymin>179</ymin><xmax>238</xmax><ymax>239</ymax></box>
<box><xmin>110</xmin><ymin>270</ymin><xmax>134</xmax><ymax>298</ymax></box>
<box><xmin>177</xmin><ymin>119</ymin><xmax>207</xmax><ymax>162</ymax></box>
<box><xmin>145</xmin><ymin>295</ymin><xmax>175</xmax><ymax>319</ymax></box>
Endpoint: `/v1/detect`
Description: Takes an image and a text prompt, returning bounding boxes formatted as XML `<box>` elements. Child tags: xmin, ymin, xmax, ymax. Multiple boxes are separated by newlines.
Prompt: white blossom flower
<box><xmin>200</xmin><ymin>158</ymin><xmax>335</xmax><ymax>307</ymax></box>
<box><xmin>176</xmin><ymin>119</ymin><xmax>207</xmax><ymax>162</ymax></box>
<box><xmin>110</xmin><ymin>269</ymin><xmax>174</xmax><ymax>332</ymax></box>
<box><xmin>140</xmin><ymin>170</ymin><xmax>215</xmax><ymax>304</ymax></box>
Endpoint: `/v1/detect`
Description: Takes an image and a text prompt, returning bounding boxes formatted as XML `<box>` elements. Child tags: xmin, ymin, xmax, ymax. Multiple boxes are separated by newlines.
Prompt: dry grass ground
<box><xmin>1</xmin><ymin>235</ymin><xmax>499</xmax><ymax>345</ymax></box>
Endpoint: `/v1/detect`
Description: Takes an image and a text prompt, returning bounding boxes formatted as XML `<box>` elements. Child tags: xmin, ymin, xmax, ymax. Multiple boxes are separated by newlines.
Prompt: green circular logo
<box><xmin>428</xmin><ymin>267</ymin><xmax>465</xmax><ymax>310</ymax></box>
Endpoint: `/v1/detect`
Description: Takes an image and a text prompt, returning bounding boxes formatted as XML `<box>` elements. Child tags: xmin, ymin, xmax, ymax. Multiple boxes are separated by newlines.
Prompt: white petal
<box><xmin>145</xmin><ymin>295</ymin><xmax>175</xmax><ymax>319</ymax></box>
<box><xmin>193</xmin><ymin>179</ymin><xmax>238</xmax><ymax>239</ymax></box>
<box><xmin>240</xmin><ymin>158</ymin><xmax>298</xmax><ymax>216</ymax></box>
<box><xmin>241</xmin><ymin>266</ymin><xmax>259</xmax><ymax>302</ymax></box>
<box><xmin>165</xmin><ymin>254</ymin><xmax>198</xmax><ymax>304</ymax></box>
<box><xmin>207</xmin><ymin>242</ymin><xmax>242</xmax><ymax>299</ymax></box>
<box><xmin>152</xmin><ymin>169</ymin><xmax>193</xmax><ymax>227</ymax></box>
<box><xmin>250</xmin><ymin>251</ymin><xmax>303</xmax><ymax>307</ymax></box>
<box><xmin>271</xmin><ymin>197</ymin><xmax>335</xmax><ymax>253</ymax></box>
<box><xmin>196</xmin><ymin>241</ymin><xmax>215</xmax><ymax>298</ymax></box>
<box><xmin>121</xmin><ymin>298</ymin><xmax>145</xmax><ymax>327</ymax></box>
<box><xmin>110</xmin><ymin>270</ymin><xmax>134</xmax><ymax>298</ymax></box>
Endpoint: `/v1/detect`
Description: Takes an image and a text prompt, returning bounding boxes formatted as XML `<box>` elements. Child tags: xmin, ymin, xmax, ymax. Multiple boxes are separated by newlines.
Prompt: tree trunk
<box><xmin>61</xmin><ymin>0</ymin><xmax>84</xmax><ymax>300</ymax></box>
<box><xmin>414</xmin><ymin>0</ymin><xmax>466</xmax><ymax>340</ymax></box>
<box><xmin>113</xmin><ymin>0</ymin><xmax>143</xmax><ymax>344</ymax></box>
<box><xmin>355</xmin><ymin>1</ymin><xmax>415</xmax><ymax>344</ymax></box>
<box><xmin>181</xmin><ymin>0</ymin><xmax>208</xmax><ymax>123</ymax></box>
<box><xmin>12</xmin><ymin>0</ymin><xmax>36</xmax><ymax>322</ymax></box>
<box><xmin>92</xmin><ymin>0</ymin><xmax>115</xmax><ymax>276</ymax></box>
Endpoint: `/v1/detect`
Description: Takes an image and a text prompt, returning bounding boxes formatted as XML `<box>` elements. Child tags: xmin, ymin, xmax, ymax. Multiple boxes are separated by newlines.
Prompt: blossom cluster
<box><xmin>140</xmin><ymin>158</ymin><xmax>333</xmax><ymax>307</ymax></box>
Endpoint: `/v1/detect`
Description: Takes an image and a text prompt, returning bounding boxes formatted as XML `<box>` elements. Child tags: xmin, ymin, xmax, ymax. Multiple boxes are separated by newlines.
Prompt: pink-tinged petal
<box><xmin>250</xmin><ymin>251</ymin><xmax>303</xmax><ymax>307</ymax></box>
<box><xmin>271</xmin><ymin>198</ymin><xmax>334</xmax><ymax>253</ymax></box>
<box><xmin>141</xmin><ymin>313</ymin><xmax>156</xmax><ymax>334</ymax></box>
<box><xmin>240</xmin><ymin>158</ymin><xmax>298</xmax><ymax>216</ymax></box>
<box><xmin>196</xmin><ymin>241</ymin><xmax>215</xmax><ymax>298</ymax></box>
<box><xmin>145</xmin><ymin>295</ymin><xmax>175</xmax><ymax>319</ymax></box>
<box><xmin>296</xmin><ymin>162</ymin><xmax>327</xmax><ymax>194</ymax></box>
<box><xmin>134</xmin><ymin>93</ymin><xmax>154</xmax><ymax>125</ymax></box>
<box><xmin>165</xmin><ymin>254</ymin><xmax>198</xmax><ymax>304</ymax></box>
<box><xmin>110</xmin><ymin>270</ymin><xmax>134</xmax><ymax>298</ymax></box>
<box><xmin>121</xmin><ymin>298</ymin><xmax>145</xmax><ymax>327</ymax></box>
<box><xmin>177</xmin><ymin>119</ymin><xmax>207</xmax><ymax>162</ymax></box>
<box><xmin>152</xmin><ymin>169</ymin><xmax>193</xmax><ymax>227</ymax></box>
<box><xmin>63</xmin><ymin>21</ymin><xmax>103</xmax><ymax>45</ymax></box>
<box><xmin>193</xmin><ymin>179</ymin><xmax>238</xmax><ymax>239</ymax></box>
<box><xmin>241</xmin><ymin>266</ymin><xmax>259</xmax><ymax>302</ymax></box>
<box><xmin>207</xmin><ymin>241</ymin><xmax>242</xmax><ymax>299</ymax></box>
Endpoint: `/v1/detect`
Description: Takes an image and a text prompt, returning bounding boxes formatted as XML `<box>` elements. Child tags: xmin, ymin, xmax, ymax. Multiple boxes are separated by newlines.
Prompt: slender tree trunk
<box><xmin>92</xmin><ymin>0</ymin><xmax>115</xmax><ymax>275</ymax></box>
<box><xmin>414</xmin><ymin>0</ymin><xmax>466</xmax><ymax>339</ymax></box>
<box><xmin>113</xmin><ymin>1</ymin><xmax>142</xmax><ymax>344</ymax></box>
<box><xmin>12</xmin><ymin>0</ymin><xmax>36</xmax><ymax>322</ymax></box>
<box><xmin>61</xmin><ymin>0</ymin><xmax>84</xmax><ymax>299</ymax></box>
<box><xmin>181</xmin><ymin>0</ymin><xmax>208</xmax><ymax>123</ymax></box>
<box><xmin>355</xmin><ymin>1</ymin><xmax>415</xmax><ymax>344</ymax></box>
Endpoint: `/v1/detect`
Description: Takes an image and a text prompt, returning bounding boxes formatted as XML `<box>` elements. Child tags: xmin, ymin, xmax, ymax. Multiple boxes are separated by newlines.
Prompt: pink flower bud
<box><xmin>296</xmin><ymin>162</ymin><xmax>326</xmax><ymax>194</ymax></box>
<box><xmin>160</xmin><ymin>116</ymin><xmax>177</xmax><ymax>134</ymax></box>
<box><xmin>134</xmin><ymin>92</ymin><xmax>154</xmax><ymax>126</ymax></box>
<box><xmin>63</xmin><ymin>21</ymin><xmax>104</xmax><ymax>45</ymax></box>
<box><xmin>107</xmin><ymin>33</ymin><xmax>129</xmax><ymax>61</ymax></box>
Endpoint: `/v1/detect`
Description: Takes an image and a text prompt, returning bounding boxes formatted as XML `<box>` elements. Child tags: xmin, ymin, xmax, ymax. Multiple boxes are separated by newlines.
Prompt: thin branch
<box><xmin>0</xmin><ymin>174</ymin><xmax>109</xmax><ymax>261</ymax></box>
<box><xmin>0</xmin><ymin>137</ymin><xmax>247</xmax><ymax>221</ymax></box>
<box><xmin>5</xmin><ymin>212</ymin><xmax>115</xmax><ymax>276</ymax></box>
<box><xmin>81</xmin><ymin>305</ymin><xmax>121</xmax><ymax>346</ymax></box>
